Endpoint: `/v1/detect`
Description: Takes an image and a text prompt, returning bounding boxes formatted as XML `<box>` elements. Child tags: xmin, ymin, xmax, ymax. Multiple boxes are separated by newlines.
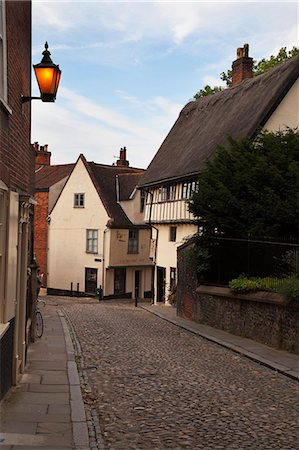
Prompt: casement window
<box><xmin>128</xmin><ymin>229</ymin><xmax>139</xmax><ymax>254</ymax></box>
<box><xmin>140</xmin><ymin>189</ymin><xmax>146</xmax><ymax>213</ymax></box>
<box><xmin>0</xmin><ymin>0</ymin><xmax>7</xmax><ymax>102</ymax></box>
<box><xmin>182</xmin><ymin>181</ymin><xmax>197</xmax><ymax>199</ymax></box>
<box><xmin>86</xmin><ymin>229</ymin><xmax>98</xmax><ymax>253</ymax></box>
<box><xmin>158</xmin><ymin>185</ymin><xmax>176</xmax><ymax>202</ymax></box>
<box><xmin>169</xmin><ymin>226</ymin><xmax>177</xmax><ymax>242</ymax></box>
<box><xmin>74</xmin><ymin>193</ymin><xmax>85</xmax><ymax>208</ymax></box>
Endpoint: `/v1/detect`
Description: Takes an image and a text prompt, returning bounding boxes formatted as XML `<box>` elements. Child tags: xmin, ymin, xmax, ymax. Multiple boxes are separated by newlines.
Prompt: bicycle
<box><xmin>35</xmin><ymin>298</ymin><xmax>46</xmax><ymax>338</ymax></box>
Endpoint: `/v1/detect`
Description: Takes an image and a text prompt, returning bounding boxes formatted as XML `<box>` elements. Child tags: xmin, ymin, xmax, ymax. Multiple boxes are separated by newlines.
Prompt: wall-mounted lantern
<box><xmin>22</xmin><ymin>42</ymin><xmax>61</xmax><ymax>104</ymax></box>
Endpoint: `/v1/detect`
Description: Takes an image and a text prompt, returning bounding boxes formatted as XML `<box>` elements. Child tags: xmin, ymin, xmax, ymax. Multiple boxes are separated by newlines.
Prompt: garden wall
<box><xmin>177</xmin><ymin>241</ymin><xmax>299</xmax><ymax>354</ymax></box>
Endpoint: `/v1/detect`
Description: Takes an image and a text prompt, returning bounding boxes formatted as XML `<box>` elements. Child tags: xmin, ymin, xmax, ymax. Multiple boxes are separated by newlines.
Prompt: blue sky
<box><xmin>31</xmin><ymin>1</ymin><xmax>299</xmax><ymax>168</ymax></box>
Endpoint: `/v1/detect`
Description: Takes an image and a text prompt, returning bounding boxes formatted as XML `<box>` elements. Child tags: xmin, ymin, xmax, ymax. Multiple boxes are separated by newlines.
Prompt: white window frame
<box><xmin>86</xmin><ymin>229</ymin><xmax>98</xmax><ymax>254</ymax></box>
<box><xmin>0</xmin><ymin>0</ymin><xmax>8</xmax><ymax>104</ymax></box>
<box><xmin>0</xmin><ymin>187</ymin><xmax>7</xmax><ymax>325</ymax></box>
<box><xmin>74</xmin><ymin>193</ymin><xmax>85</xmax><ymax>208</ymax></box>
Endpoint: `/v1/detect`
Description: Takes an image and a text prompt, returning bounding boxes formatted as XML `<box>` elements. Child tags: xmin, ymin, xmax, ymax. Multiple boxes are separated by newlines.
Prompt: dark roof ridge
<box><xmin>139</xmin><ymin>54</ymin><xmax>299</xmax><ymax>188</ymax></box>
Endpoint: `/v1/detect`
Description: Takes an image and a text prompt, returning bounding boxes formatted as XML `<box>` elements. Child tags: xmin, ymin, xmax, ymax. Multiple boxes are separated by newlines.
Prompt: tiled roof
<box><xmin>35</xmin><ymin>164</ymin><xmax>75</xmax><ymax>189</ymax></box>
<box><xmin>85</xmin><ymin>161</ymin><xmax>144</xmax><ymax>227</ymax></box>
<box><xmin>139</xmin><ymin>55</ymin><xmax>299</xmax><ymax>188</ymax></box>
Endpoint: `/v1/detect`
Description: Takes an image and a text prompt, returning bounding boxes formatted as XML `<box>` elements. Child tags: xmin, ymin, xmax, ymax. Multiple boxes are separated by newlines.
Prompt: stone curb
<box><xmin>139</xmin><ymin>305</ymin><xmax>299</xmax><ymax>382</ymax></box>
<box><xmin>60</xmin><ymin>309</ymin><xmax>106</xmax><ymax>450</ymax></box>
<box><xmin>58</xmin><ymin>310</ymin><xmax>90</xmax><ymax>449</ymax></box>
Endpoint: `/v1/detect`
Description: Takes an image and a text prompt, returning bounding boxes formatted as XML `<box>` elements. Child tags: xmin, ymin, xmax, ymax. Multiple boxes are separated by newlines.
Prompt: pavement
<box><xmin>0</xmin><ymin>297</ymin><xmax>298</xmax><ymax>450</ymax></box>
<box><xmin>0</xmin><ymin>304</ymin><xmax>89</xmax><ymax>450</ymax></box>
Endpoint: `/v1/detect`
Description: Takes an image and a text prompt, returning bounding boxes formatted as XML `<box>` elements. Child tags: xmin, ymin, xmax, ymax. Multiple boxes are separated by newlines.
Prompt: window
<box><xmin>182</xmin><ymin>181</ymin><xmax>197</xmax><ymax>199</ymax></box>
<box><xmin>158</xmin><ymin>185</ymin><xmax>176</xmax><ymax>202</ymax></box>
<box><xmin>169</xmin><ymin>226</ymin><xmax>177</xmax><ymax>242</ymax></box>
<box><xmin>74</xmin><ymin>193</ymin><xmax>84</xmax><ymax>208</ymax></box>
<box><xmin>140</xmin><ymin>189</ymin><xmax>146</xmax><ymax>213</ymax></box>
<box><xmin>0</xmin><ymin>0</ymin><xmax>7</xmax><ymax>102</ymax></box>
<box><xmin>0</xmin><ymin>189</ymin><xmax>7</xmax><ymax>320</ymax></box>
<box><xmin>128</xmin><ymin>229</ymin><xmax>139</xmax><ymax>254</ymax></box>
<box><xmin>86</xmin><ymin>229</ymin><xmax>98</xmax><ymax>253</ymax></box>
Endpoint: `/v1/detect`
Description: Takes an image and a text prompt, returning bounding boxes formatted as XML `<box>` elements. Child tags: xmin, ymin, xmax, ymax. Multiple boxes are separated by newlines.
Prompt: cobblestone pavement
<box><xmin>48</xmin><ymin>296</ymin><xmax>299</xmax><ymax>450</ymax></box>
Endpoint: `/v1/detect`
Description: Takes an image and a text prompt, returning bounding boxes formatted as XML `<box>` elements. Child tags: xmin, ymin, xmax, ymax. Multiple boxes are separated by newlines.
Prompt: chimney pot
<box><xmin>35</xmin><ymin>143</ymin><xmax>51</xmax><ymax>167</ymax></box>
<box><xmin>232</xmin><ymin>43</ymin><xmax>253</xmax><ymax>87</ymax></box>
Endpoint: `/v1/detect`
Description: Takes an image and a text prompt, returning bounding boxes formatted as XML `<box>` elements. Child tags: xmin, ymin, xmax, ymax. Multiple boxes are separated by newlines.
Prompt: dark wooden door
<box><xmin>85</xmin><ymin>268</ymin><xmax>97</xmax><ymax>294</ymax></box>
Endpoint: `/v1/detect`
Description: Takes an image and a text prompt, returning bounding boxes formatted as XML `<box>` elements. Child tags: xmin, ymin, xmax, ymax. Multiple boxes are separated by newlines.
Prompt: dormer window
<box><xmin>74</xmin><ymin>193</ymin><xmax>84</xmax><ymax>208</ymax></box>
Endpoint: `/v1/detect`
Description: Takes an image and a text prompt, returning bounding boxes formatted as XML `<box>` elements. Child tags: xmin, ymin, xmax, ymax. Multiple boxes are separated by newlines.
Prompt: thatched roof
<box><xmin>139</xmin><ymin>55</ymin><xmax>299</xmax><ymax>188</ymax></box>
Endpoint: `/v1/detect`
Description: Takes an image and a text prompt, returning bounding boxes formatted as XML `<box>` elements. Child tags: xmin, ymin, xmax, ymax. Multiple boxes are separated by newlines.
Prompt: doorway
<box><xmin>114</xmin><ymin>268</ymin><xmax>126</xmax><ymax>295</ymax></box>
<box><xmin>134</xmin><ymin>270</ymin><xmax>141</xmax><ymax>299</ymax></box>
<box><xmin>85</xmin><ymin>268</ymin><xmax>98</xmax><ymax>295</ymax></box>
<box><xmin>156</xmin><ymin>266</ymin><xmax>166</xmax><ymax>302</ymax></box>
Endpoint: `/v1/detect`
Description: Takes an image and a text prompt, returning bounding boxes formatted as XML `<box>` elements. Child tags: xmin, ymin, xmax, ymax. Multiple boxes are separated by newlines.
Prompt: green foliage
<box><xmin>184</xmin><ymin>234</ymin><xmax>210</xmax><ymax>282</ymax></box>
<box><xmin>229</xmin><ymin>275</ymin><xmax>299</xmax><ymax>304</ymax></box>
<box><xmin>254</xmin><ymin>46</ymin><xmax>299</xmax><ymax>77</ymax></box>
<box><xmin>194</xmin><ymin>46</ymin><xmax>299</xmax><ymax>97</ymax></box>
<box><xmin>229</xmin><ymin>276</ymin><xmax>279</xmax><ymax>293</ymax></box>
<box><xmin>277</xmin><ymin>278</ymin><xmax>299</xmax><ymax>304</ymax></box>
<box><xmin>220</xmin><ymin>69</ymin><xmax>232</xmax><ymax>87</ymax></box>
<box><xmin>189</xmin><ymin>129</ymin><xmax>299</xmax><ymax>238</ymax></box>
<box><xmin>194</xmin><ymin>85</ymin><xmax>223</xmax><ymax>99</ymax></box>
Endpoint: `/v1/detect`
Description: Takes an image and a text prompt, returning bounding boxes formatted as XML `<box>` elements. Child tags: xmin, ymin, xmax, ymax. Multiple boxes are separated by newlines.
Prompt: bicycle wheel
<box><xmin>35</xmin><ymin>310</ymin><xmax>44</xmax><ymax>338</ymax></box>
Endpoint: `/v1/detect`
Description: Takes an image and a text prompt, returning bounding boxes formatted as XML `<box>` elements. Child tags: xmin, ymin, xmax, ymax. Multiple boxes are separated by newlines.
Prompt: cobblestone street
<box><xmin>50</xmin><ymin>296</ymin><xmax>299</xmax><ymax>450</ymax></box>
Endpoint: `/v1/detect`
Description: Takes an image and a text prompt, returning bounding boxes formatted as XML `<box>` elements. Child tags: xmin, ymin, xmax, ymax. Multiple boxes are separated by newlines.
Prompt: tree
<box><xmin>194</xmin><ymin>46</ymin><xmax>299</xmax><ymax>97</ymax></box>
<box><xmin>193</xmin><ymin>85</ymin><xmax>223</xmax><ymax>99</ymax></box>
<box><xmin>189</xmin><ymin>129</ymin><xmax>299</xmax><ymax>238</ymax></box>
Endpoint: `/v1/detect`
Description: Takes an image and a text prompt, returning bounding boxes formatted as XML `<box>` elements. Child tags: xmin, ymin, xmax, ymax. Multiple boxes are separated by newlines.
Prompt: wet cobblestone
<box><xmin>50</xmin><ymin>297</ymin><xmax>299</xmax><ymax>450</ymax></box>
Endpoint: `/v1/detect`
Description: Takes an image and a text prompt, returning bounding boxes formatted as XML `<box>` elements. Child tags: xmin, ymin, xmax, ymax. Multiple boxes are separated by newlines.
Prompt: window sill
<box><xmin>0</xmin><ymin>97</ymin><xmax>12</xmax><ymax>115</ymax></box>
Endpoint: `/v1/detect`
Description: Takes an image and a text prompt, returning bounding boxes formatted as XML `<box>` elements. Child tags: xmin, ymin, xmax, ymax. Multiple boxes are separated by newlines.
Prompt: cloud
<box><xmin>31</xmin><ymin>87</ymin><xmax>181</xmax><ymax>168</ymax></box>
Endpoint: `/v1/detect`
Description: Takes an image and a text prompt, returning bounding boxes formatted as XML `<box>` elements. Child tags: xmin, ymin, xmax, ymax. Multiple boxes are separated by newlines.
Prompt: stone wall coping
<box><xmin>196</xmin><ymin>285</ymin><xmax>291</xmax><ymax>306</ymax></box>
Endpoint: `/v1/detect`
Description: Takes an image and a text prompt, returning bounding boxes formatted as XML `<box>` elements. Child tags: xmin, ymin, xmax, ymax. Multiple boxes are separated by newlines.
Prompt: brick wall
<box><xmin>34</xmin><ymin>191</ymin><xmax>49</xmax><ymax>286</ymax></box>
<box><xmin>0</xmin><ymin>1</ymin><xmax>34</xmax><ymax>194</ymax></box>
<box><xmin>177</xmin><ymin>241</ymin><xmax>299</xmax><ymax>354</ymax></box>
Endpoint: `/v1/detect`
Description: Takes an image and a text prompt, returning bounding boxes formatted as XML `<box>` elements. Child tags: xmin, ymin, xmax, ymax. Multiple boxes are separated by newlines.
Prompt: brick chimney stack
<box><xmin>116</xmin><ymin>147</ymin><xmax>129</xmax><ymax>167</ymax></box>
<box><xmin>232</xmin><ymin>44</ymin><xmax>253</xmax><ymax>87</ymax></box>
<box><xmin>34</xmin><ymin>142</ymin><xmax>51</xmax><ymax>168</ymax></box>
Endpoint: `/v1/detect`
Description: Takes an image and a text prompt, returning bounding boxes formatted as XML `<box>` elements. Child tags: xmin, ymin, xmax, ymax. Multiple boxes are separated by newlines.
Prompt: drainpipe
<box><xmin>147</xmin><ymin>190</ymin><xmax>158</xmax><ymax>305</ymax></box>
<box><xmin>102</xmin><ymin>227</ymin><xmax>108</xmax><ymax>297</ymax></box>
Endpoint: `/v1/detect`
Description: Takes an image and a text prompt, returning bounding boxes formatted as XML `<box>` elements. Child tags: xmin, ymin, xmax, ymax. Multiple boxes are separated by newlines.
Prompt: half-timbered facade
<box><xmin>139</xmin><ymin>46</ymin><xmax>299</xmax><ymax>303</ymax></box>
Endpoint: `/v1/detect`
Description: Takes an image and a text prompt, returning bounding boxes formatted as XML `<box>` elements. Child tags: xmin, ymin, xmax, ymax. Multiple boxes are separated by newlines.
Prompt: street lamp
<box><xmin>22</xmin><ymin>42</ymin><xmax>61</xmax><ymax>104</ymax></box>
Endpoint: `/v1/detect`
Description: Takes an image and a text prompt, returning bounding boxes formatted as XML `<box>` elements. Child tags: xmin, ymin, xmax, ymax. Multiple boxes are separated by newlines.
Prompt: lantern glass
<box><xmin>33</xmin><ymin>43</ymin><xmax>61</xmax><ymax>102</ymax></box>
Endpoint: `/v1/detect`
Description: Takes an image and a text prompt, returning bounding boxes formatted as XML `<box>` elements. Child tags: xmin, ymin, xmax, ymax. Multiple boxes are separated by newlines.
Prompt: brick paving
<box><xmin>52</xmin><ymin>296</ymin><xmax>299</xmax><ymax>450</ymax></box>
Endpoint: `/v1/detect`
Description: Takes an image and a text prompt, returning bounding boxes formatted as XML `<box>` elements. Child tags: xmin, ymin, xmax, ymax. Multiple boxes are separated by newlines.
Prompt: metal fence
<box><xmin>202</xmin><ymin>235</ymin><xmax>299</xmax><ymax>286</ymax></box>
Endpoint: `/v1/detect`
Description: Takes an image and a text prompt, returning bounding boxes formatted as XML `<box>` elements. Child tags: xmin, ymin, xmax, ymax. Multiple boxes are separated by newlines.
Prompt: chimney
<box><xmin>116</xmin><ymin>146</ymin><xmax>129</xmax><ymax>167</ymax></box>
<box><xmin>232</xmin><ymin>44</ymin><xmax>253</xmax><ymax>87</ymax></box>
<box><xmin>35</xmin><ymin>142</ymin><xmax>51</xmax><ymax>167</ymax></box>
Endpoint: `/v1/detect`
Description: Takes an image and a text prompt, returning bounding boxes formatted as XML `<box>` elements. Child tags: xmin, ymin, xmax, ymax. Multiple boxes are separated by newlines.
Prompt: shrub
<box><xmin>277</xmin><ymin>278</ymin><xmax>299</xmax><ymax>304</ymax></box>
<box><xmin>229</xmin><ymin>276</ymin><xmax>280</xmax><ymax>293</ymax></box>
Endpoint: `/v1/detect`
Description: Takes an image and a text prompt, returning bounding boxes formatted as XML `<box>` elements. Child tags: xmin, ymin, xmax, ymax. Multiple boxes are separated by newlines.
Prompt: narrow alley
<box><xmin>54</xmin><ymin>296</ymin><xmax>298</xmax><ymax>449</ymax></box>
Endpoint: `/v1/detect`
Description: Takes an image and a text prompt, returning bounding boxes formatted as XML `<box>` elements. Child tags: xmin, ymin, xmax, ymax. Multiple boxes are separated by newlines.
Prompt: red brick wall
<box><xmin>34</xmin><ymin>191</ymin><xmax>49</xmax><ymax>286</ymax></box>
<box><xmin>0</xmin><ymin>1</ymin><xmax>34</xmax><ymax>194</ymax></box>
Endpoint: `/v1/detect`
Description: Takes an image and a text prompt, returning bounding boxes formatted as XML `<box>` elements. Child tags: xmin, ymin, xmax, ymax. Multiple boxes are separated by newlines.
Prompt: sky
<box><xmin>31</xmin><ymin>1</ymin><xmax>299</xmax><ymax>169</ymax></box>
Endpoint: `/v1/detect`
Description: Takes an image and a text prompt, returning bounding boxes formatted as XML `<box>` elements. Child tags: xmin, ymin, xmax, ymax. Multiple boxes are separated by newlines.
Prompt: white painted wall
<box><xmin>263</xmin><ymin>78</ymin><xmax>299</xmax><ymax>131</ymax></box>
<box><xmin>154</xmin><ymin>222</ymin><xmax>198</xmax><ymax>302</ymax></box>
<box><xmin>48</xmin><ymin>158</ymin><xmax>109</xmax><ymax>292</ymax></box>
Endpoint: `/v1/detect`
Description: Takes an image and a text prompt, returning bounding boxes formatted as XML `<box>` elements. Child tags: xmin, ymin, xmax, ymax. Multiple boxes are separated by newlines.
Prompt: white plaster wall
<box><xmin>48</xmin><ymin>158</ymin><xmax>109</xmax><ymax>291</ymax></box>
<box><xmin>119</xmin><ymin>190</ymin><xmax>144</xmax><ymax>224</ymax></box>
<box><xmin>155</xmin><ymin>223</ymin><xmax>197</xmax><ymax>301</ymax></box>
<box><xmin>263</xmin><ymin>78</ymin><xmax>299</xmax><ymax>131</ymax></box>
